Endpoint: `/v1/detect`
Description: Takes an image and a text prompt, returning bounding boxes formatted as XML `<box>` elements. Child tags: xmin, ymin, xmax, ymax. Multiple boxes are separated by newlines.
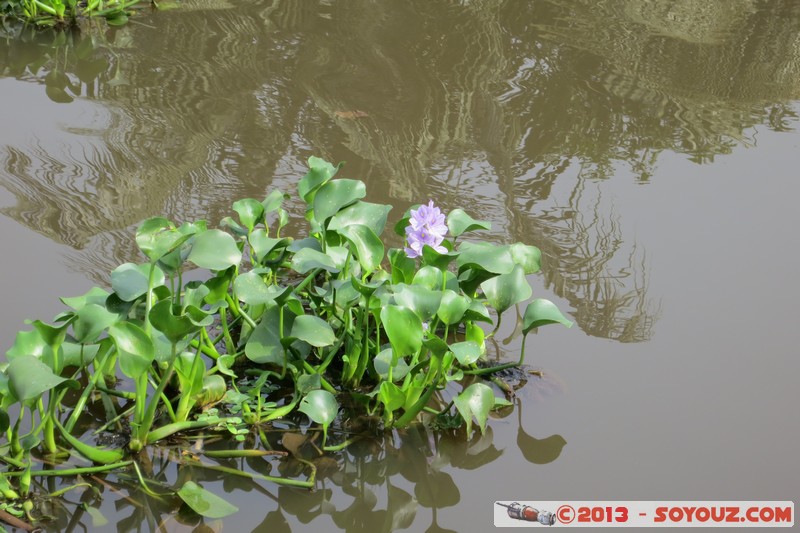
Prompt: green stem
<box><xmin>185</xmin><ymin>459</ymin><xmax>315</xmax><ymax>489</ymax></box>
<box><xmin>219</xmin><ymin>308</ymin><xmax>236</xmax><ymax>356</ymax></box>
<box><xmin>145</xmin><ymin>418</ymin><xmax>240</xmax><ymax>443</ymax></box>
<box><xmin>145</xmin><ymin>262</ymin><xmax>156</xmax><ymax>335</ymax></box>
<box><xmin>294</xmin><ymin>268</ymin><xmax>322</xmax><ymax>294</ymax></box>
<box><xmin>3</xmin><ymin>461</ymin><xmax>132</xmax><ymax>477</ymax></box>
<box><xmin>65</xmin><ymin>348</ymin><xmax>112</xmax><ymax>432</ymax></box>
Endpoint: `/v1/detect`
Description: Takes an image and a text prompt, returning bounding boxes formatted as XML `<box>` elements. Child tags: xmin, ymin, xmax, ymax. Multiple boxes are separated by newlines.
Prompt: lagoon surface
<box><xmin>1</xmin><ymin>0</ymin><xmax>799</xmax><ymax>531</ymax></box>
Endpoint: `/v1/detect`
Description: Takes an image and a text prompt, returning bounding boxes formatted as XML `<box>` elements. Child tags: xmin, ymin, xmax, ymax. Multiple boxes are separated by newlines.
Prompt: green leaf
<box><xmin>62</xmin><ymin>342</ymin><xmax>101</xmax><ymax>368</ymax></box>
<box><xmin>449</xmin><ymin>341</ymin><xmax>481</xmax><ymax>365</ymax></box>
<box><xmin>108</xmin><ymin>322</ymin><xmax>155</xmax><ymax>379</ymax></box>
<box><xmin>388</xmin><ymin>248</ymin><xmax>416</xmax><ymax>285</ymax></box>
<box><xmin>72</xmin><ymin>304</ymin><xmax>118</xmax><ymax>344</ymax></box>
<box><xmin>174</xmin><ymin>352</ymin><xmax>205</xmax><ymax>397</ymax></box>
<box><xmin>298</xmin><ymin>390</ymin><xmax>338</xmax><ymax>427</ymax></box>
<box><xmin>313</xmin><ymin>179</ymin><xmax>366</xmax><ymax>223</ymax></box>
<box><xmin>509</xmin><ymin>243</ymin><xmax>542</xmax><ymax>274</ymax></box>
<box><xmin>338</xmin><ymin>224</ymin><xmax>384</xmax><ymax>273</ymax></box>
<box><xmin>262</xmin><ymin>189</ymin><xmax>288</xmax><ymax>214</ymax></box>
<box><xmin>297</xmin><ymin>373</ymin><xmax>321</xmax><ymax>394</ymax></box>
<box><xmin>149</xmin><ymin>300</ymin><xmax>209</xmax><ymax>344</ymax></box>
<box><xmin>456</xmin><ymin>242</ymin><xmax>515</xmax><ymax>275</ymax></box>
<box><xmin>232</xmin><ymin>198</ymin><xmax>265</xmax><ymax>232</ymax></box>
<box><xmin>233</xmin><ymin>272</ymin><xmax>292</xmax><ymax>306</ymax></box>
<box><xmin>378</xmin><ymin>381</ymin><xmax>405</xmax><ymax>412</ymax></box>
<box><xmin>6</xmin><ymin>329</ymin><xmax>47</xmax><ymax>361</ymax></box>
<box><xmin>351</xmin><ymin>277</ymin><xmax>388</xmax><ymax>298</ymax></box>
<box><xmin>465</xmin><ymin>322</ymin><xmax>486</xmax><ymax>354</ymax></box>
<box><xmin>291</xmin><ymin>248</ymin><xmax>339</xmax><ymax>274</ymax></box>
<box><xmin>328</xmin><ymin>201</ymin><xmax>393</xmax><ymax>236</ymax></box>
<box><xmin>393</xmin><ymin>284</ymin><xmax>442</xmax><ymax>322</ymax></box>
<box><xmin>245</xmin><ymin>305</ymin><xmax>295</xmax><ymax>365</ymax></box>
<box><xmin>446</xmin><ymin>209</ymin><xmax>491</xmax><ymax>237</ymax></box>
<box><xmin>480</xmin><ymin>264</ymin><xmax>532</xmax><ymax>314</ymax></box>
<box><xmin>298</xmin><ymin>157</ymin><xmax>341</xmax><ymax>202</ymax></box>
<box><xmin>380</xmin><ymin>305</ymin><xmax>423</xmax><ymax>357</ymax></box>
<box><xmin>522</xmin><ymin>299</ymin><xmax>573</xmax><ymax>334</ymax></box>
<box><xmin>60</xmin><ymin>287</ymin><xmax>110</xmax><ymax>310</ymax></box>
<box><xmin>463</xmin><ymin>300</ymin><xmax>492</xmax><ymax>323</ymax></box>
<box><xmin>6</xmin><ymin>356</ymin><xmax>70</xmax><ymax>402</ymax></box>
<box><xmin>290</xmin><ymin>315</ymin><xmax>335</xmax><ymax>347</ymax></box>
<box><xmin>249</xmin><ymin>230</ymin><xmax>289</xmax><ymax>263</ymax></box>
<box><xmin>111</xmin><ymin>263</ymin><xmax>165</xmax><ymax>302</ymax></box>
<box><xmin>373</xmin><ymin>348</ymin><xmax>410</xmax><ymax>381</ymax></box>
<box><xmin>177</xmin><ymin>481</ymin><xmax>239</xmax><ymax>519</ymax></box>
<box><xmin>135</xmin><ymin>217</ymin><xmax>191</xmax><ymax>262</ymax></box>
<box><xmin>453</xmin><ymin>382</ymin><xmax>495</xmax><ymax>435</ymax></box>
<box><xmin>420</xmin><ymin>245</ymin><xmax>459</xmax><ymax>270</ymax></box>
<box><xmin>188</xmin><ymin>230</ymin><xmax>242</xmax><ymax>271</ymax></box>
<box><xmin>437</xmin><ymin>290</ymin><xmax>471</xmax><ymax>325</ymax></box>
<box><xmin>412</xmin><ymin>265</ymin><xmax>443</xmax><ymax>290</ymax></box>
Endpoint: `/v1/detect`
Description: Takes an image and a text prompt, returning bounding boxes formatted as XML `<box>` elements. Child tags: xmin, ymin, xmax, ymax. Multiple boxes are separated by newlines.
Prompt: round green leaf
<box><xmin>446</xmin><ymin>209</ymin><xmax>491</xmax><ymax>237</ymax></box>
<box><xmin>177</xmin><ymin>481</ymin><xmax>239</xmax><ymax>519</ymax></box>
<box><xmin>111</xmin><ymin>263</ymin><xmax>165</xmax><ymax>302</ymax></box>
<box><xmin>437</xmin><ymin>290</ymin><xmax>471</xmax><ymax>325</ymax></box>
<box><xmin>298</xmin><ymin>390</ymin><xmax>338</xmax><ymax>427</ymax></box>
<box><xmin>328</xmin><ymin>201</ymin><xmax>393</xmax><ymax>236</ymax></box>
<box><xmin>6</xmin><ymin>329</ymin><xmax>47</xmax><ymax>361</ymax></box>
<box><xmin>245</xmin><ymin>306</ymin><xmax>293</xmax><ymax>365</ymax></box>
<box><xmin>393</xmin><ymin>284</ymin><xmax>442</xmax><ymax>322</ymax></box>
<box><xmin>522</xmin><ymin>299</ymin><xmax>573</xmax><ymax>334</ymax></box>
<box><xmin>480</xmin><ymin>264</ymin><xmax>532</xmax><ymax>314</ymax></box>
<box><xmin>313</xmin><ymin>179</ymin><xmax>366</xmax><ymax>223</ymax></box>
<box><xmin>234</xmin><ymin>271</ymin><xmax>292</xmax><ymax>305</ymax></box>
<box><xmin>298</xmin><ymin>157</ymin><xmax>341</xmax><ymax>201</ymax></box>
<box><xmin>449</xmin><ymin>341</ymin><xmax>481</xmax><ymax>365</ymax></box>
<box><xmin>249</xmin><ymin>230</ymin><xmax>289</xmax><ymax>263</ymax></box>
<box><xmin>456</xmin><ymin>242</ymin><xmax>515</xmax><ymax>275</ymax></box>
<box><xmin>290</xmin><ymin>315</ymin><xmax>335</xmax><ymax>347</ymax></box>
<box><xmin>509</xmin><ymin>243</ymin><xmax>542</xmax><ymax>274</ymax></box>
<box><xmin>232</xmin><ymin>198</ymin><xmax>264</xmax><ymax>232</ymax></box>
<box><xmin>338</xmin><ymin>224</ymin><xmax>384</xmax><ymax>274</ymax></box>
<box><xmin>412</xmin><ymin>266</ymin><xmax>443</xmax><ymax>290</ymax></box>
<box><xmin>188</xmin><ymin>229</ymin><xmax>242</xmax><ymax>271</ymax></box>
<box><xmin>380</xmin><ymin>305</ymin><xmax>423</xmax><ymax>357</ymax></box>
<box><xmin>73</xmin><ymin>303</ymin><xmax>118</xmax><ymax>344</ymax></box>
<box><xmin>6</xmin><ymin>356</ymin><xmax>71</xmax><ymax>402</ymax></box>
<box><xmin>453</xmin><ymin>382</ymin><xmax>495</xmax><ymax>435</ymax></box>
<box><xmin>373</xmin><ymin>348</ymin><xmax>410</xmax><ymax>381</ymax></box>
<box><xmin>290</xmin><ymin>248</ymin><xmax>339</xmax><ymax>274</ymax></box>
<box><xmin>109</xmin><ymin>322</ymin><xmax>155</xmax><ymax>379</ymax></box>
<box><xmin>351</xmin><ymin>276</ymin><xmax>388</xmax><ymax>298</ymax></box>
<box><xmin>148</xmin><ymin>300</ymin><xmax>203</xmax><ymax>344</ymax></box>
<box><xmin>60</xmin><ymin>287</ymin><xmax>110</xmax><ymax>310</ymax></box>
<box><xmin>421</xmin><ymin>245</ymin><xmax>459</xmax><ymax>270</ymax></box>
<box><xmin>262</xmin><ymin>189</ymin><xmax>288</xmax><ymax>214</ymax></box>
<box><xmin>378</xmin><ymin>381</ymin><xmax>405</xmax><ymax>412</ymax></box>
<box><xmin>135</xmin><ymin>217</ymin><xmax>174</xmax><ymax>261</ymax></box>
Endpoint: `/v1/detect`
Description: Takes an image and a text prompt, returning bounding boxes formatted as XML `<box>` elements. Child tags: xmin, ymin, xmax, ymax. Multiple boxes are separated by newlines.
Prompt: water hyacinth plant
<box><xmin>0</xmin><ymin>156</ymin><xmax>572</xmax><ymax>523</ymax></box>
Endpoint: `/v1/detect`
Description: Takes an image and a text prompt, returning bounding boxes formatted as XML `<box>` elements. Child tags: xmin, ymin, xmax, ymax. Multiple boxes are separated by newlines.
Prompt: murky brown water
<box><xmin>1</xmin><ymin>0</ymin><xmax>799</xmax><ymax>531</ymax></box>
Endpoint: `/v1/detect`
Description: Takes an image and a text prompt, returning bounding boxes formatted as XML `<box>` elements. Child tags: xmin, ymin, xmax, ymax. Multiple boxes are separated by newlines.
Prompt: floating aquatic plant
<box><xmin>0</xmin><ymin>156</ymin><xmax>572</xmax><ymax>526</ymax></box>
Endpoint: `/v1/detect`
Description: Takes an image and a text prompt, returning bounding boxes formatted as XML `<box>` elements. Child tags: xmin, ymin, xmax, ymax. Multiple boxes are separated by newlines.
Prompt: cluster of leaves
<box><xmin>1</xmin><ymin>0</ymin><xmax>150</xmax><ymax>27</ymax></box>
<box><xmin>0</xmin><ymin>156</ymin><xmax>571</xmax><ymax>522</ymax></box>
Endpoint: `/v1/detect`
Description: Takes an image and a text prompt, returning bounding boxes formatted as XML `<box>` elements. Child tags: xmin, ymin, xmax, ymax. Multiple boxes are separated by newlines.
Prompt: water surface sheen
<box><xmin>1</xmin><ymin>0</ymin><xmax>799</xmax><ymax>531</ymax></box>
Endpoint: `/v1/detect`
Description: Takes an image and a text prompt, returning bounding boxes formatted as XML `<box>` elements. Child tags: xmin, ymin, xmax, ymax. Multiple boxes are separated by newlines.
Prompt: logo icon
<box><xmin>496</xmin><ymin>502</ymin><xmax>556</xmax><ymax>526</ymax></box>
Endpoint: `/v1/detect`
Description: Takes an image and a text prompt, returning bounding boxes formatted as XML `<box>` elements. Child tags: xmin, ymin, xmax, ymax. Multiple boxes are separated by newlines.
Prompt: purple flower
<box><xmin>404</xmin><ymin>200</ymin><xmax>448</xmax><ymax>258</ymax></box>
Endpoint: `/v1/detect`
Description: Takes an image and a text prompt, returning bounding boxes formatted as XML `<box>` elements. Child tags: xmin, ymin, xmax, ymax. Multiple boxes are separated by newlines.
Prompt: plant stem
<box><xmin>3</xmin><ymin>461</ymin><xmax>133</xmax><ymax>477</ymax></box>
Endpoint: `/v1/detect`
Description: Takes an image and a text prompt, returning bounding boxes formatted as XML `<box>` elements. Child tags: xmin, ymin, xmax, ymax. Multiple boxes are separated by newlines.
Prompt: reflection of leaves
<box><xmin>277</xmin><ymin>486</ymin><xmax>332</xmax><ymax>524</ymax></box>
<box><xmin>388</xmin><ymin>484</ymin><xmax>417</xmax><ymax>531</ymax></box>
<box><xmin>414</xmin><ymin>470</ymin><xmax>460</xmax><ymax>509</ymax></box>
<box><xmin>517</xmin><ymin>429</ymin><xmax>567</xmax><ymax>465</ymax></box>
<box><xmin>253</xmin><ymin>509</ymin><xmax>292</xmax><ymax>533</ymax></box>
